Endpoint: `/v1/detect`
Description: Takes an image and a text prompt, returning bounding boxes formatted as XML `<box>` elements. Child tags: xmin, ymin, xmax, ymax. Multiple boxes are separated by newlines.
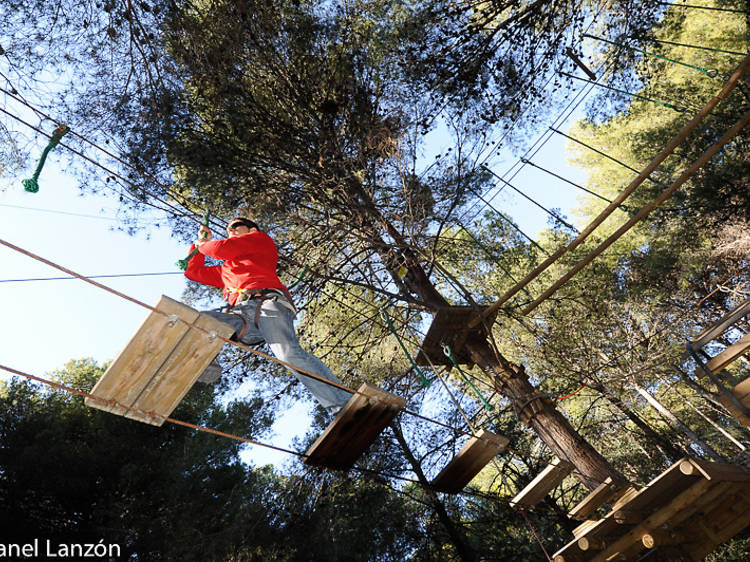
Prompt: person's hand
<box><xmin>196</xmin><ymin>225</ymin><xmax>212</xmax><ymax>246</ymax></box>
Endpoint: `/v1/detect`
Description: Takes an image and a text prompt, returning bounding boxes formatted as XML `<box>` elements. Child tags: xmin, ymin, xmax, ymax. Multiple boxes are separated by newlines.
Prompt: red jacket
<box><xmin>184</xmin><ymin>231</ymin><xmax>287</xmax><ymax>305</ymax></box>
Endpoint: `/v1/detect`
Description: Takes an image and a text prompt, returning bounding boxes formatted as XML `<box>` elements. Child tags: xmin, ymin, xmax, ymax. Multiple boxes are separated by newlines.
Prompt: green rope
<box><xmin>561</xmin><ymin>72</ymin><xmax>688</xmax><ymax>112</ymax></box>
<box><xmin>381</xmin><ymin>309</ymin><xmax>431</xmax><ymax>388</ymax></box>
<box><xmin>634</xmin><ymin>37</ymin><xmax>748</xmax><ymax>58</ymax></box>
<box><xmin>176</xmin><ymin>211</ymin><xmax>211</xmax><ymax>270</ymax></box>
<box><xmin>287</xmin><ymin>265</ymin><xmax>308</xmax><ymax>289</ymax></box>
<box><xmin>22</xmin><ymin>125</ymin><xmax>69</xmax><ymax>193</ymax></box>
<box><xmin>584</xmin><ymin>34</ymin><xmax>719</xmax><ymax>78</ymax></box>
<box><xmin>442</xmin><ymin>344</ymin><xmax>493</xmax><ymax>411</ymax></box>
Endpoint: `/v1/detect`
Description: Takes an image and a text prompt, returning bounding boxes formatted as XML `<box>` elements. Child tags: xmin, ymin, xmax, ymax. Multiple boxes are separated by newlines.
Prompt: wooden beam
<box><xmin>304</xmin><ymin>383</ymin><xmax>405</xmax><ymax>470</ymax></box>
<box><xmin>706</xmin><ymin>332</ymin><xmax>750</xmax><ymax>373</ymax></box>
<box><xmin>689</xmin><ymin>300</ymin><xmax>750</xmax><ymax>352</ymax></box>
<box><xmin>568</xmin><ymin>477</ymin><xmax>629</xmax><ymax>521</ymax></box>
<box><xmin>590</xmin><ymin>478</ymin><xmax>713</xmax><ymax>562</ymax></box>
<box><xmin>431</xmin><ymin>429</ymin><xmax>509</xmax><ymax>493</ymax></box>
<box><xmin>523</xmin><ymin>108</ymin><xmax>750</xmax><ymax>315</ymax></box>
<box><xmin>471</xmin><ymin>53</ymin><xmax>750</xmax><ymax>326</ymax></box>
<box><xmin>510</xmin><ymin>458</ymin><xmax>574</xmax><ymax>508</ymax></box>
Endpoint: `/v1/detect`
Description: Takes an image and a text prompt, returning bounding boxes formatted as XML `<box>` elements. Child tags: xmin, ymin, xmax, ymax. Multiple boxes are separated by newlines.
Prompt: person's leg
<box><xmin>197</xmin><ymin>309</ymin><xmax>263</xmax><ymax>383</ymax></box>
<box><xmin>256</xmin><ymin>298</ymin><xmax>352</xmax><ymax>410</ymax></box>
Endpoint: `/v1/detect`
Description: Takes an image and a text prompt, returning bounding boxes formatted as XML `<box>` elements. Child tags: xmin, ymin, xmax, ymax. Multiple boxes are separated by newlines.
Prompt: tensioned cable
<box><xmin>0</xmin><ymin>272</ymin><xmax>182</xmax><ymax>283</ymax></box>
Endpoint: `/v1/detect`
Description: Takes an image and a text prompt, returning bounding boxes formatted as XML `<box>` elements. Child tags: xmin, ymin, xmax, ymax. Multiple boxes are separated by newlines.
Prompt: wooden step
<box><xmin>568</xmin><ymin>477</ymin><xmax>629</xmax><ymax>521</ymax></box>
<box><xmin>304</xmin><ymin>383</ymin><xmax>406</xmax><ymax>470</ymax></box>
<box><xmin>690</xmin><ymin>300</ymin><xmax>750</xmax><ymax>352</ymax></box>
<box><xmin>431</xmin><ymin>429</ymin><xmax>509</xmax><ymax>493</ymax></box>
<box><xmin>705</xmin><ymin>332</ymin><xmax>750</xmax><ymax>373</ymax></box>
<box><xmin>85</xmin><ymin>295</ymin><xmax>235</xmax><ymax>426</ymax></box>
<box><xmin>510</xmin><ymin>458</ymin><xmax>574</xmax><ymax>509</ymax></box>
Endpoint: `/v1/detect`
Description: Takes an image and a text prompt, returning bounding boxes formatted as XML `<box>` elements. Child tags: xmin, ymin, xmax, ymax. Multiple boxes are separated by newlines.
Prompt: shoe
<box><xmin>197</xmin><ymin>361</ymin><xmax>222</xmax><ymax>384</ymax></box>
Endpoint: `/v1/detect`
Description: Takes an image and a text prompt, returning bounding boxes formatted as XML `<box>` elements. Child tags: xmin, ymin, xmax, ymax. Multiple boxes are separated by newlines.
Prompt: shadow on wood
<box><xmin>431</xmin><ymin>429</ymin><xmax>509</xmax><ymax>493</ymax></box>
<box><xmin>304</xmin><ymin>383</ymin><xmax>406</xmax><ymax>470</ymax></box>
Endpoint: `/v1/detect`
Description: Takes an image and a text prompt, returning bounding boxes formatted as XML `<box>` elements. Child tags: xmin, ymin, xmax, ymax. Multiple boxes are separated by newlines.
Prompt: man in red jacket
<box><xmin>185</xmin><ymin>217</ymin><xmax>351</xmax><ymax>413</ymax></box>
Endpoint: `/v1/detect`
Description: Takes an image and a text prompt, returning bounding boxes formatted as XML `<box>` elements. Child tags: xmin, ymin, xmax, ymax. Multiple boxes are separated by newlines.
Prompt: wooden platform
<box><xmin>689</xmin><ymin>299</ymin><xmax>750</xmax><ymax>376</ymax></box>
<box><xmin>552</xmin><ymin>458</ymin><xmax>750</xmax><ymax>561</ymax></box>
<box><xmin>304</xmin><ymin>383</ymin><xmax>406</xmax><ymax>470</ymax></box>
<box><xmin>415</xmin><ymin>305</ymin><xmax>499</xmax><ymax>367</ymax></box>
<box><xmin>510</xmin><ymin>458</ymin><xmax>574</xmax><ymax>509</ymax></box>
<box><xmin>85</xmin><ymin>295</ymin><xmax>235</xmax><ymax>426</ymax></box>
<box><xmin>431</xmin><ymin>429</ymin><xmax>509</xmax><ymax>493</ymax></box>
<box><xmin>567</xmin><ymin>477</ymin><xmax>630</xmax><ymax>521</ymax></box>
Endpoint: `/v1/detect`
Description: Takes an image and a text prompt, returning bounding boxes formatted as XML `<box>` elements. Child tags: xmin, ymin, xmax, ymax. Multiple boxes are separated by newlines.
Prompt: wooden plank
<box><xmin>690</xmin><ymin>300</ymin><xmax>750</xmax><ymax>352</ymax></box>
<box><xmin>706</xmin><ymin>331</ymin><xmax>750</xmax><ymax>373</ymax></box>
<box><xmin>304</xmin><ymin>383</ymin><xmax>405</xmax><ymax>470</ymax></box>
<box><xmin>431</xmin><ymin>429</ymin><xmax>509</xmax><ymax>493</ymax></box>
<box><xmin>125</xmin><ymin>311</ymin><xmax>235</xmax><ymax>425</ymax></box>
<box><xmin>85</xmin><ymin>296</ymin><xmax>199</xmax><ymax>420</ymax></box>
<box><xmin>717</xmin><ymin>392</ymin><xmax>750</xmax><ymax>428</ymax></box>
<box><xmin>568</xmin><ymin>477</ymin><xmax>630</xmax><ymax>521</ymax></box>
<box><xmin>509</xmin><ymin>458</ymin><xmax>574</xmax><ymax>509</ymax></box>
<box><xmin>681</xmin><ymin>457</ymin><xmax>750</xmax><ymax>482</ymax></box>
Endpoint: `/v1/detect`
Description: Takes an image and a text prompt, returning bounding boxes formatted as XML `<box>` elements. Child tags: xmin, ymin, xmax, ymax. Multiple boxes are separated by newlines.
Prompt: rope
<box><xmin>0</xmin><ymin>363</ymin><xmax>306</xmax><ymax>459</ymax></box>
<box><xmin>561</xmin><ymin>71</ymin><xmax>689</xmax><ymax>112</ymax></box>
<box><xmin>584</xmin><ymin>33</ymin><xmax>720</xmax><ymax>78</ymax></box>
<box><xmin>442</xmin><ymin>345</ymin><xmax>493</xmax><ymax>412</ymax></box>
<box><xmin>175</xmin><ymin>210</ymin><xmax>211</xmax><ymax>270</ymax></box>
<box><xmin>21</xmin><ymin>124</ymin><xmax>69</xmax><ymax>192</ymax></box>
<box><xmin>519</xmin><ymin>509</ymin><xmax>553</xmax><ymax>561</ymax></box>
<box><xmin>381</xmin><ymin>309</ymin><xmax>431</xmax><ymax>387</ymax></box>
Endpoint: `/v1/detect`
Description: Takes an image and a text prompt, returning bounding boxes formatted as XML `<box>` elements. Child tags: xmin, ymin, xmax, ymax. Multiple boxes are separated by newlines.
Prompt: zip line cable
<box><xmin>519</xmin><ymin>157</ymin><xmax>630</xmax><ymax>210</ymax></box>
<box><xmin>583</xmin><ymin>33</ymin><xmax>721</xmax><ymax>79</ymax></box>
<box><xmin>0</xmin><ymin>88</ymin><xmax>227</xmax><ymax>237</ymax></box>
<box><xmin>560</xmin><ymin>71</ymin><xmax>689</xmax><ymax>112</ymax></box>
<box><xmin>658</xmin><ymin>1</ymin><xmax>750</xmax><ymax>15</ymax></box>
<box><xmin>633</xmin><ymin>37</ymin><xmax>749</xmax><ymax>58</ymax></box>
<box><xmin>0</xmin><ymin>201</ymin><xmax>161</xmax><ymax>223</ymax></box>
<box><xmin>481</xmin><ymin>164</ymin><xmax>580</xmax><ymax>233</ymax></box>
<box><xmin>470</xmin><ymin>53</ymin><xmax>750</xmax><ymax>325</ymax></box>
<box><xmin>549</xmin><ymin>126</ymin><xmax>664</xmax><ymax>183</ymax></box>
<box><xmin>0</xmin><ymin>272</ymin><xmax>182</xmax><ymax>283</ymax></box>
<box><xmin>0</xmin><ymin>105</ymin><xmax>201</xmax><ymax>227</ymax></box>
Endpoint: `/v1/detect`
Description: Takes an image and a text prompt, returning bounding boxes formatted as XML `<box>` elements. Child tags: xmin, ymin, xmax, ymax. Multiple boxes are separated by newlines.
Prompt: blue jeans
<box><xmin>203</xmin><ymin>296</ymin><xmax>352</xmax><ymax>411</ymax></box>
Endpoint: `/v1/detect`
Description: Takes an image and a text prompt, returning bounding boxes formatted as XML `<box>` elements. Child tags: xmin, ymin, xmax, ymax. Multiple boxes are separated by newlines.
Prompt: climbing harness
<box><xmin>22</xmin><ymin>124</ymin><xmax>69</xmax><ymax>192</ymax></box>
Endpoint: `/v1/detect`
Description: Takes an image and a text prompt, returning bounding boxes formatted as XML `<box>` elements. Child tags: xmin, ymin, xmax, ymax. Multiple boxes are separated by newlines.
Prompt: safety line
<box><xmin>0</xmin><ymin>272</ymin><xmax>182</xmax><ymax>283</ymax></box>
<box><xmin>0</xmin><ymin>363</ymin><xmax>305</xmax><ymax>458</ymax></box>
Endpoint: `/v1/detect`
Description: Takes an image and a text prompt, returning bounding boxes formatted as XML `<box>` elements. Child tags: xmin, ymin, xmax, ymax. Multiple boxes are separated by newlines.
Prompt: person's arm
<box><xmin>198</xmin><ymin>234</ymin><xmax>257</xmax><ymax>261</ymax></box>
<box><xmin>184</xmin><ymin>242</ymin><xmax>224</xmax><ymax>288</ymax></box>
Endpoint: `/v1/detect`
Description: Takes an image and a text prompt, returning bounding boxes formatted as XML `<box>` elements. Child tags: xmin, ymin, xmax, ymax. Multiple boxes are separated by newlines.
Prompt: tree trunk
<box><xmin>632</xmin><ymin>383</ymin><xmax>726</xmax><ymax>462</ymax></box>
<box><xmin>346</xmin><ymin>176</ymin><xmax>628</xmax><ymax>492</ymax></box>
<box><xmin>390</xmin><ymin>422</ymin><xmax>478</xmax><ymax>562</ymax></box>
<box><xmin>467</xmin><ymin>341</ymin><xmax>628</xmax><ymax>491</ymax></box>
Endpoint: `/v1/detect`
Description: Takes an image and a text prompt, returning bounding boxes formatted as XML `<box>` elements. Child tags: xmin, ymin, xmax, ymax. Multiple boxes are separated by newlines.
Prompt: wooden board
<box><xmin>304</xmin><ymin>383</ymin><xmax>406</xmax><ymax>470</ymax></box>
<box><xmin>552</xmin><ymin>458</ymin><xmax>750</xmax><ymax>561</ymax></box>
<box><xmin>690</xmin><ymin>300</ymin><xmax>750</xmax><ymax>352</ymax></box>
<box><xmin>415</xmin><ymin>306</ymin><xmax>499</xmax><ymax>367</ymax></box>
<box><xmin>568</xmin><ymin>477</ymin><xmax>628</xmax><ymax>521</ymax></box>
<box><xmin>85</xmin><ymin>295</ymin><xmax>235</xmax><ymax>426</ymax></box>
<box><xmin>431</xmin><ymin>429</ymin><xmax>509</xmax><ymax>493</ymax></box>
<box><xmin>706</xmin><ymin>331</ymin><xmax>750</xmax><ymax>373</ymax></box>
<box><xmin>509</xmin><ymin>458</ymin><xmax>574</xmax><ymax>508</ymax></box>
